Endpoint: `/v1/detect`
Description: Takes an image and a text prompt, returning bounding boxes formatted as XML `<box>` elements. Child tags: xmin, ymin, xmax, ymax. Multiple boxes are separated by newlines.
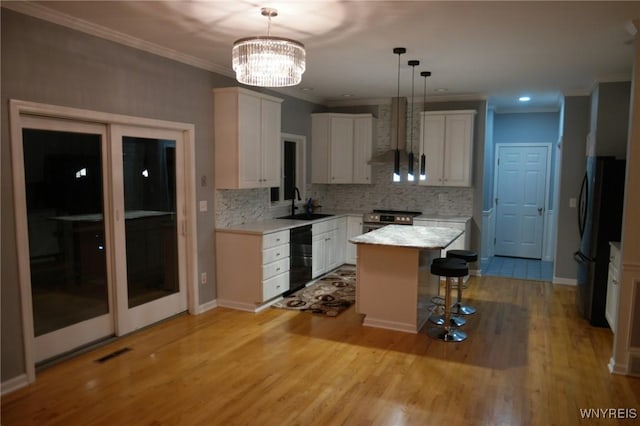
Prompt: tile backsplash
<box><xmin>215</xmin><ymin>102</ymin><xmax>474</xmax><ymax>227</ymax></box>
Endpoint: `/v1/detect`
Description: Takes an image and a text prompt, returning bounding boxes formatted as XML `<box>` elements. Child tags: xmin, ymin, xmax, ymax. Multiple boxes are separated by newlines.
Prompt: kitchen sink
<box><xmin>277</xmin><ymin>213</ymin><xmax>334</xmax><ymax>220</ymax></box>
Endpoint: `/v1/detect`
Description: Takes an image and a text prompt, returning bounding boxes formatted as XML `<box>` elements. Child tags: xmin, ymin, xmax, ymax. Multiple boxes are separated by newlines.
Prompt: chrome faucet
<box><xmin>291</xmin><ymin>187</ymin><xmax>301</xmax><ymax>216</ymax></box>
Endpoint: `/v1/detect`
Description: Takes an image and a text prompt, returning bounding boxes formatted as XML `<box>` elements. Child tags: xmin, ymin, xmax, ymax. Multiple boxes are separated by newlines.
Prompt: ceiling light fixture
<box><xmin>407</xmin><ymin>59</ymin><xmax>419</xmax><ymax>182</ymax></box>
<box><xmin>232</xmin><ymin>7</ymin><xmax>306</xmax><ymax>87</ymax></box>
<box><xmin>519</xmin><ymin>96</ymin><xmax>531</xmax><ymax>102</ymax></box>
<box><xmin>392</xmin><ymin>47</ymin><xmax>406</xmax><ymax>183</ymax></box>
<box><xmin>420</xmin><ymin>71</ymin><xmax>432</xmax><ymax>181</ymax></box>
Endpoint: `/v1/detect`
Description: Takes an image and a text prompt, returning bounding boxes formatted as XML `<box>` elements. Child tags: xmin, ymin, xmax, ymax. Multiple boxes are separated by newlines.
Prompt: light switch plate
<box><xmin>569</xmin><ymin>198</ymin><xmax>577</xmax><ymax>208</ymax></box>
<box><xmin>199</xmin><ymin>200</ymin><xmax>208</xmax><ymax>212</ymax></box>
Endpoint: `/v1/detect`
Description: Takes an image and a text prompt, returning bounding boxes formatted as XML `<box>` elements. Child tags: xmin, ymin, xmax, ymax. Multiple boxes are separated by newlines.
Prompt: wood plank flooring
<box><xmin>2</xmin><ymin>275</ymin><xmax>640</xmax><ymax>425</ymax></box>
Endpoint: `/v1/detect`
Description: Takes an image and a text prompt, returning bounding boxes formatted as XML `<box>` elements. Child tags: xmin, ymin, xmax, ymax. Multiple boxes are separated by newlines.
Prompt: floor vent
<box><xmin>94</xmin><ymin>347</ymin><xmax>132</xmax><ymax>364</ymax></box>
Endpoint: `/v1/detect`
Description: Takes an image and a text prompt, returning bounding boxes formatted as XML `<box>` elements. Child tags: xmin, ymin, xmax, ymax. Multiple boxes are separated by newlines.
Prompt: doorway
<box><xmin>10</xmin><ymin>101</ymin><xmax>197</xmax><ymax>379</ymax></box>
<box><xmin>493</xmin><ymin>144</ymin><xmax>551</xmax><ymax>259</ymax></box>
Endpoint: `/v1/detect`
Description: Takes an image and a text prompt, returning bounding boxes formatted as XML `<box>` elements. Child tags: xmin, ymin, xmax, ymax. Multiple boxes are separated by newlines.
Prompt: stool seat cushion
<box><xmin>431</xmin><ymin>257</ymin><xmax>468</xmax><ymax>277</ymax></box>
<box><xmin>447</xmin><ymin>249</ymin><xmax>478</xmax><ymax>262</ymax></box>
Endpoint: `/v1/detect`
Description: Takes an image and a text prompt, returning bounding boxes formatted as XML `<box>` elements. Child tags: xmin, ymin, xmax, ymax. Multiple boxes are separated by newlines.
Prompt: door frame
<box><xmin>9</xmin><ymin>99</ymin><xmax>199</xmax><ymax>384</ymax></box>
<box><xmin>492</xmin><ymin>143</ymin><xmax>553</xmax><ymax>260</ymax></box>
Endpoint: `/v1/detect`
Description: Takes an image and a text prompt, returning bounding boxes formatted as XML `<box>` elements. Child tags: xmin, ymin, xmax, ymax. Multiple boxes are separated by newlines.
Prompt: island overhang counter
<box><xmin>349</xmin><ymin>225</ymin><xmax>464</xmax><ymax>333</ymax></box>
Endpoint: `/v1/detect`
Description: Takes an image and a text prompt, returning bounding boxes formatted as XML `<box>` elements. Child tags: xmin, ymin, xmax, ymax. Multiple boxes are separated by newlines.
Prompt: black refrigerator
<box><xmin>574</xmin><ymin>156</ymin><xmax>626</xmax><ymax>327</ymax></box>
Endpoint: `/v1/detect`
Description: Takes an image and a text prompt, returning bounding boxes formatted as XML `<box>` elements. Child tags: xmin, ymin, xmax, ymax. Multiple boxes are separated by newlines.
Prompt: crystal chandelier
<box><xmin>232</xmin><ymin>8</ymin><xmax>306</xmax><ymax>87</ymax></box>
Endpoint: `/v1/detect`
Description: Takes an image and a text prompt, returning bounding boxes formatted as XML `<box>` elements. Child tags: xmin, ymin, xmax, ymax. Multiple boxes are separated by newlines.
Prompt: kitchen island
<box><xmin>350</xmin><ymin>225</ymin><xmax>464</xmax><ymax>333</ymax></box>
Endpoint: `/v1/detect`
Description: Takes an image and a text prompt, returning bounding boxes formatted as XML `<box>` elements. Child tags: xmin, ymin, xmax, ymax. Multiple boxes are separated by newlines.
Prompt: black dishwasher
<box><xmin>286</xmin><ymin>225</ymin><xmax>312</xmax><ymax>295</ymax></box>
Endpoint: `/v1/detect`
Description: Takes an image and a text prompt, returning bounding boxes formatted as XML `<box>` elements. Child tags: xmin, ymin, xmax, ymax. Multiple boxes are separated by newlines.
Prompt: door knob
<box><xmin>538</xmin><ymin>207</ymin><xmax>543</xmax><ymax>215</ymax></box>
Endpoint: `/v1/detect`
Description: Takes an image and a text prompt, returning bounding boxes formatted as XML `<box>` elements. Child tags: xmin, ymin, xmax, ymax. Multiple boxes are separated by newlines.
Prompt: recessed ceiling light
<box><xmin>300</xmin><ymin>87</ymin><xmax>314</xmax><ymax>92</ymax></box>
<box><xmin>519</xmin><ymin>96</ymin><xmax>531</xmax><ymax>102</ymax></box>
<box><xmin>342</xmin><ymin>94</ymin><xmax>354</xmax><ymax>98</ymax></box>
<box><xmin>435</xmin><ymin>88</ymin><xmax>448</xmax><ymax>93</ymax></box>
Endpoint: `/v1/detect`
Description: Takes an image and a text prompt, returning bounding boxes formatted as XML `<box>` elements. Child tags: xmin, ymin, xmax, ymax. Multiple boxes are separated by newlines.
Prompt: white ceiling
<box><xmin>6</xmin><ymin>1</ymin><xmax>640</xmax><ymax>111</ymax></box>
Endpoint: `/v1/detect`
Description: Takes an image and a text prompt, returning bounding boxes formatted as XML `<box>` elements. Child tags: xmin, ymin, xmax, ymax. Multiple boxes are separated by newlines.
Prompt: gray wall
<box><xmin>492</xmin><ymin>111</ymin><xmax>561</xmax><ymax>209</ymax></box>
<box><xmin>555</xmin><ymin>96</ymin><xmax>590</xmax><ymax>279</ymax></box>
<box><xmin>0</xmin><ymin>10</ymin><xmax>321</xmax><ymax>382</ymax></box>
<box><xmin>590</xmin><ymin>81</ymin><xmax>632</xmax><ymax>159</ymax></box>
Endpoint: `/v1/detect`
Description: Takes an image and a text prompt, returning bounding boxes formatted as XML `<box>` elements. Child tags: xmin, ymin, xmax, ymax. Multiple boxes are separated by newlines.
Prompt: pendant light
<box><xmin>419</xmin><ymin>71</ymin><xmax>432</xmax><ymax>181</ymax></box>
<box><xmin>232</xmin><ymin>8</ymin><xmax>306</xmax><ymax>87</ymax></box>
<box><xmin>392</xmin><ymin>47</ymin><xmax>406</xmax><ymax>182</ymax></box>
<box><xmin>407</xmin><ymin>59</ymin><xmax>419</xmax><ymax>182</ymax></box>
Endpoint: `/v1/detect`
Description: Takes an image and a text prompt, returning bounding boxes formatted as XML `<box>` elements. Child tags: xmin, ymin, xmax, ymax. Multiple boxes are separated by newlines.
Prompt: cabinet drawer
<box><xmin>313</xmin><ymin>219</ymin><xmax>337</xmax><ymax>235</ymax></box>
<box><xmin>263</xmin><ymin>258</ymin><xmax>289</xmax><ymax>280</ymax></box>
<box><xmin>263</xmin><ymin>244</ymin><xmax>289</xmax><ymax>264</ymax></box>
<box><xmin>263</xmin><ymin>272</ymin><xmax>290</xmax><ymax>301</ymax></box>
<box><xmin>263</xmin><ymin>230</ymin><xmax>289</xmax><ymax>249</ymax></box>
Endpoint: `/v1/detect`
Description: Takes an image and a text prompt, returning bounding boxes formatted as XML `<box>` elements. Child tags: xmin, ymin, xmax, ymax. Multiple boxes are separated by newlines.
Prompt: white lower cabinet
<box><xmin>312</xmin><ymin>218</ymin><xmax>346</xmax><ymax>278</ymax></box>
<box><xmin>606</xmin><ymin>242</ymin><xmax>621</xmax><ymax>333</ymax></box>
<box><xmin>216</xmin><ymin>229</ymin><xmax>290</xmax><ymax>310</ymax></box>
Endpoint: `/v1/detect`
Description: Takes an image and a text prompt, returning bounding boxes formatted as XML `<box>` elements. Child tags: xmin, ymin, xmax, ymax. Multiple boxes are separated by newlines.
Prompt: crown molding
<box><xmin>2</xmin><ymin>1</ymin><xmax>329</xmax><ymax>106</ymax></box>
<box><xmin>2</xmin><ymin>2</ymin><xmax>232</xmax><ymax>76</ymax></box>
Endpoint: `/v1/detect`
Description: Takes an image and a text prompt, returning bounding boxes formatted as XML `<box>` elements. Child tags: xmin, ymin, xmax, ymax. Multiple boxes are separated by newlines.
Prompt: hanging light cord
<box><xmin>409</xmin><ymin>62</ymin><xmax>418</xmax><ymax>155</ymax></box>
<box><xmin>396</xmin><ymin>52</ymin><xmax>401</xmax><ymax>154</ymax></box>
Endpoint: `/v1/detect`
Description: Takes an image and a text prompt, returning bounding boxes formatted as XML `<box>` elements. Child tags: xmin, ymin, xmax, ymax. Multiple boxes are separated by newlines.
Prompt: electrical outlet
<box><xmin>200</xmin><ymin>272</ymin><xmax>207</xmax><ymax>285</ymax></box>
<box><xmin>569</xmin><ymin>197</ymin><xmax>577</xmax><ymax>208</ymax></box>
<box><xmin>199</xmin><ymin>200</ymin><xmax>208</xmax><ymax>212</ymax></box>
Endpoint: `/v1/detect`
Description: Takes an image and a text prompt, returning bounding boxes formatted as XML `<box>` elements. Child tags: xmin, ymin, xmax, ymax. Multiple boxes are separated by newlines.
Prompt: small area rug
<box><xmin>273</xmin><ymin>267</ymin><xmax>356</xmax><ymax>317</ymax></box>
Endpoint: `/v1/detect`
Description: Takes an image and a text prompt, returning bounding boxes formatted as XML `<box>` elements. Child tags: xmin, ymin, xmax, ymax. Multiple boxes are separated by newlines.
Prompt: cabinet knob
<box><xmin>276</xmin><ymin>267</ymin><xmax>280</xmax><ymax>271</ymax></box>
<box><xmin>276</xmin><ymin>252</ymin><xmax>280</xmax><ymax>256</ymax></box>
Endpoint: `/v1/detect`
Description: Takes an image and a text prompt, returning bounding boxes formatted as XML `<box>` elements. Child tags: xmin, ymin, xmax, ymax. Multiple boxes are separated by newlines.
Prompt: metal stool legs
<box><xmin>452</xmin><ymin>276</ymin><xmax>476</xmax><ymax>315</ymax></box>
<box><xmin>427</xmin><ymin>275</ymin><xmax>467</xmax><ymax>342</ymax></box>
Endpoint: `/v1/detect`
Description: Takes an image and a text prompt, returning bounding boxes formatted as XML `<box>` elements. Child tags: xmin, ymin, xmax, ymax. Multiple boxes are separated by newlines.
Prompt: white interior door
<box><xmin>110</xmin><ymin>125</ymin><xmax>188</xmax><ymax>335</ymax></box>
<box><xmin>495</xmin><ymin>145</ymin><xmax>549</xmax><ymax>259</ymax></box>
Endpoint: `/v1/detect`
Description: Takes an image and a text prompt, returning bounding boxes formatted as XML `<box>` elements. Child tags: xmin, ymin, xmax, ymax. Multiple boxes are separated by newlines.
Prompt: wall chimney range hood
<box><xmin>368</xmin><ymin>97</ymin><xmax>408</xmax><ymax>165</ymax></box>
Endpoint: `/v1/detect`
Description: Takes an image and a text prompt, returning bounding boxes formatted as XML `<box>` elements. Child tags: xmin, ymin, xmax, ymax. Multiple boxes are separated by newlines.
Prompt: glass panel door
<box><xmin>20</xmin><ymin>118</ymin><xmax>114</xmax><ymax>363</ymax></box>
<box><xmin>111</xmin><ymin>126</ymin><xmax>187</xmax><ymax>334</ymax></box>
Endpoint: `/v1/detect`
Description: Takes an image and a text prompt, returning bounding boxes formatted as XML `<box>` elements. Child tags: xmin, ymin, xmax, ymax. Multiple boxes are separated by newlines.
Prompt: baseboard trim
<box><xmin>553</xmin><ymin>277</ymin><xmax>577</xmax><ymax>286</ymax></box>
<box><xmin>609</xmin><ymin>356</ymin><xmax>629</xmax><ymax>375</ymax></box>
<box><xmin>1</xmin><ymin>373</ymin><xmax>30</xmax><ymax>395</ymax></box>
<box><xmin>195</xmin><ymin>299</ymin><xmax>218</xmax><ymax>314</ymax></box>
<box><xmin>362</xmin><ymin>317</ymin><xmax>418</xmax><ymax>334</ymax></box>
<box><xmin>217</xmin><ymin>297</ymin><xmax>283</xmax><ymax>313</ymax></box>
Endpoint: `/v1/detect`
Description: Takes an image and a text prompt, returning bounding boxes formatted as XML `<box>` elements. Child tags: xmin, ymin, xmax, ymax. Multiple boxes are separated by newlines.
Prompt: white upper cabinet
<box><xmin>353</xmin><ymin>116</ymin><xmax>374</xmax><ymax>184</ymax></box>
<box><xmin>419</xmin><ymin>110</ymin><xmax>475</xmax><ymax>187</ymax></box>
<box><xmin>214</xmin><ymin>87</ymin><xmax>283</xmax><ymax>189</ymax></box>
<box><xmin>311</xmin><ymin>113</ymin><xmax>375</xmax><ymax>184</ymax></box>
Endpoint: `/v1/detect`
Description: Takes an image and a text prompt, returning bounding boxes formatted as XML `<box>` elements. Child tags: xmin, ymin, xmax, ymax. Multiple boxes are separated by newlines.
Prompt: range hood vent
<box><xmin>368</xmin><ymin>97</ymin><xmax>407</xmax><ymax>164</ymax></box>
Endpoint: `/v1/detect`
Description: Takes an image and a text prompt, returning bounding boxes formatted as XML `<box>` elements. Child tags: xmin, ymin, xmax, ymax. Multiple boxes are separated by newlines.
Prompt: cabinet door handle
<box><xmin>276</xmin><ymin>267</ymin><xmax>281</xmax><ymax>271</ymax></box>
<box><xmin>276</xmin><ymin>252</ymin><xmax>280</xmax><ymax>256</ymax></box>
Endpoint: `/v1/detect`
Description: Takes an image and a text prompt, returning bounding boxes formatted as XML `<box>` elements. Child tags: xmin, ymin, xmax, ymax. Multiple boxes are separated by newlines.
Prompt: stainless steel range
<box><xmin>362</xmin><ymin>209</ymin><xmax>423</xmax><ymax>232</ymax></box>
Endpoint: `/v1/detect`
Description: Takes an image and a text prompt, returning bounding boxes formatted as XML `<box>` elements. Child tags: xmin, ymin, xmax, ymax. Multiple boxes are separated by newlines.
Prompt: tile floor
<box><xmin>480</xmin><ymin>256</ymin><xmax>554</xmax><ymax>281</ymax></box>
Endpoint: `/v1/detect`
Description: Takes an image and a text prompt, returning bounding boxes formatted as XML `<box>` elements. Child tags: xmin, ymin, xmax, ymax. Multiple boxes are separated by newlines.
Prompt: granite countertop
<box><xmin>215</xmin><ymin>210</ymin><xmax>364</xmax><ymax>235</ymax></box>
<box><xmin>349</xmin><ymin>224</ymin><xmax>463</xmax><ymax>249</ymax></box>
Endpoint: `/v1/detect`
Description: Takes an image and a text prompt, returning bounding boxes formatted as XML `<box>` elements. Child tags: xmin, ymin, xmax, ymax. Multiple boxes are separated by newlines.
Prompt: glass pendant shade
<box><xmin>419</xmin><ymin>153</ymin><xmax>427</xmax><ymax>180</ymax></box>
<box><xmin>232</xmin><ymin>37</ymin><xmax>305</xmax><ymax>87</ymax></box>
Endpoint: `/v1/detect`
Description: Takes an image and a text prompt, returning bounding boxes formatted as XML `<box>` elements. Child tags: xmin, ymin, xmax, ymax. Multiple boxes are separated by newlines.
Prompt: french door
<box><xmin>17</xmin><ymin>116</ymin><xmax>187</xmax><ymax>363</ymax></box>
<box><xmin>110</xmin><ymin>125</ymin><xmax>187</xmax><ymax>334</ymax></box>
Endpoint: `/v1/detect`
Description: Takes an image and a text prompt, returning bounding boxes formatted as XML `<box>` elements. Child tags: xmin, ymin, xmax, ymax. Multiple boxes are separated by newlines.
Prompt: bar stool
<box><xmin>447</xmin><ymin>250</ymin><xmax>478</xmax><ymax>315</ymax></box>
<box><xmin>429</xmin><ymin>258</ymin><xmax>466</xmax><ymax>328</ymax></box>
<box><xmin>427</xmin><ymin>257</ymin><xmax>468</xmax><ymax>342</ymax></box>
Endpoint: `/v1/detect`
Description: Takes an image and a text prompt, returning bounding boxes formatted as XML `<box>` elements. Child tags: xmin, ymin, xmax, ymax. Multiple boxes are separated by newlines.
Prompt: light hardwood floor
<box><xmin>2</xmin><ymin>275</ymin><xmax>639</xmax><ymax>425</ymax></box>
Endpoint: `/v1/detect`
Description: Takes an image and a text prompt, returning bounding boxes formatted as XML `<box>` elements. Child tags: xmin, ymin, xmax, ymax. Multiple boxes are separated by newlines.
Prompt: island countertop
<box><xmin>350</xmin><ymin>224</ymin><xmax>463</xmax><ymax>250</ymax></box>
